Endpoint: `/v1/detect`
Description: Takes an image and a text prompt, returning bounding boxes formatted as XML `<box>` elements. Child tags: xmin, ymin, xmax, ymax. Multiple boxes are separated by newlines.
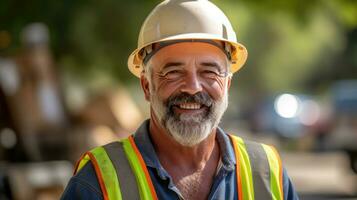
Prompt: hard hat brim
<box><xmin>127</xmin><ymin>33</ymin><xmax>248</xmax><ymax>78</ymax></box>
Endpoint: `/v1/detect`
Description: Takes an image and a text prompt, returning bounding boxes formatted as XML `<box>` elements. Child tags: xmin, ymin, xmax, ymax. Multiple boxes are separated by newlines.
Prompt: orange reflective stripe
<box><xmin>230</xmin><ymin>135</ymin><xmax>255</xmax><ymax>200</ymax></box>
<box><xmin>128</xmin><ymin>136</ymin><xmax>158</xmax><ymax>200</ymax></box>
<box><xmin>231</xmin><ymin>137</ymin><xmax>244</xmax><ymax>200</ymax></box>
<box><xmin>87</xmin><ymin>152</ymin><xmax>110</xmax><ymax>200</ymax></box>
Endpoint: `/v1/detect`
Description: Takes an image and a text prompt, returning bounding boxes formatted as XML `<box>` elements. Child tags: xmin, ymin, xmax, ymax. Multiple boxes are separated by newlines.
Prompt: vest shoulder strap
<box><xmin>74</xmin><ymin>136</ymin><xmax>158</xmax><ymax>200</ymax></box>
<box><xmin>74</xmin><ymin>145</ymin><xmax>122</xmax><ymax>200</ymax></box>
<box><xmin>229</xmin><ymin>134</ymin><xmax>284</xmax><ymax>200</ymax></box>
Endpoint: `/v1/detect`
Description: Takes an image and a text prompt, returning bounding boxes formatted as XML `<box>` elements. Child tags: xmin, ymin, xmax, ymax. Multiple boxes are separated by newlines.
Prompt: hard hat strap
<box><xmin>141</xmin><ymin>39</ymin><xmax>232</xmax><ymax>66</ymax></box>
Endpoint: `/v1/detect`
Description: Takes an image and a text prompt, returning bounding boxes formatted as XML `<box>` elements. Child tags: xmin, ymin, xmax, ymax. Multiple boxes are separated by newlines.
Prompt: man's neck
<box><xmin>149</xmin><ymin>113</ymin><xmax>221</xmax><ymax>200</ymax></box>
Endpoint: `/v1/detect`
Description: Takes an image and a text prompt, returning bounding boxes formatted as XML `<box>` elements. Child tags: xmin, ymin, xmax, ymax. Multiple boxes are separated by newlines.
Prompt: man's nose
<box><xmin>180</xmin><ymin>72</ymin><xmax>203</xmax><ymax>95</ymax></box>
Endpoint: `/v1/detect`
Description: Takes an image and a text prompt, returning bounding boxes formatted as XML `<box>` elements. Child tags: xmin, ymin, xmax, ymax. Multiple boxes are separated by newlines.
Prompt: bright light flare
<box><xmin>274</xmin><ymin>94</ymin><xmax>299</xmax><ymax>118</ymax></box>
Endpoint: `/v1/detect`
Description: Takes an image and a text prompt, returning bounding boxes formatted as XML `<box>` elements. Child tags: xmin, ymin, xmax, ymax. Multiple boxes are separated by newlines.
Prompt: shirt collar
<box><xmin>133</xmin><ymin>119</ymin><xmax>169</xmax><ymax>179</ymax></box>
<box><xmin>133</xmin><ymin>119</ymin><xmax>236</xmax><ymax>178</ymax></box>
<box><xmin>216</xmin><ymin>127</ymin><xmax>236</xmax><ymax>170</ymax></box>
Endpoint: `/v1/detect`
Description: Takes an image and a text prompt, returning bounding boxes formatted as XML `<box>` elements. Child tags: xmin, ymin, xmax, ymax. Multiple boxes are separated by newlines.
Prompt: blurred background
<box><xmin>1</xmin><ymin>0</ymin><xmax>357</xmax><ymax>199</ymax></box>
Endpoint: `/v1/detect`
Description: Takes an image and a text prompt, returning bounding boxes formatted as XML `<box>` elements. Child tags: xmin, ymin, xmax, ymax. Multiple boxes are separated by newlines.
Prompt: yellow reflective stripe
<box><xmin>90</xmin><ymin>147</ymin><xmax>123</xmax><ymax>200</ymax></box>
<box><xmin>262</xmin><ymin>145</ymin><xmax>283</xmax><ymax>200</ymax></box>
<box><xmin>230</xmin><ymin>135</ymin><xmax>255</xmax><ymax>200</ymax></box>
<box><xmin>121</xmin><ymin>138</ymin><xmax>157</xmax><ymax>200</ymax></box>
<box><xmin>75</xmin><ymin>154</ymin><xmax>90</xmax><ymax>174</ymax></box>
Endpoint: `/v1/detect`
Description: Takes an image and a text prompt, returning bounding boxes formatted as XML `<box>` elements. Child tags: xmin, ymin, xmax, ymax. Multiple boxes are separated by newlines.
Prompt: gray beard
<box><xmin>150</xmin><ymin>91</ymin><xmax>228</xmax><ymax>147</ymax></box>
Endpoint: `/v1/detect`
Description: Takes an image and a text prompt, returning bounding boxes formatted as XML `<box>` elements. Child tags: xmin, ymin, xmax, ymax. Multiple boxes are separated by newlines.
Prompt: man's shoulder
<box><xmin>61</xmin><ymin>162</ymin><xmax>103</xmax><ymax>199</ymax></box>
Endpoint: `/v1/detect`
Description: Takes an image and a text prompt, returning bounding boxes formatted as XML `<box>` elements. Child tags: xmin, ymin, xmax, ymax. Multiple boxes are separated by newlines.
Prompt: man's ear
<box><xmin>140</xmin><ymin>73</ymin><xmax>151</xmax><ymax>102</ymax></box>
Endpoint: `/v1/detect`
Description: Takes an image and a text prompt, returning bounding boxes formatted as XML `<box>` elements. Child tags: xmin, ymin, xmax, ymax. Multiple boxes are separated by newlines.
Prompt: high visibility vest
<box><xmin>74</xmin><ymin>135</ymin><xmax>284</xmax><ymax>200</ymax></box>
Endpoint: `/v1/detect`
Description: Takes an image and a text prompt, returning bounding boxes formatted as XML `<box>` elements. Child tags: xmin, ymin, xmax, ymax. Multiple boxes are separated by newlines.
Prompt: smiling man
<box><xmin>61</xmin><ymin>0</ymin><xmax>298</xmax><ymax>199</ymax></box>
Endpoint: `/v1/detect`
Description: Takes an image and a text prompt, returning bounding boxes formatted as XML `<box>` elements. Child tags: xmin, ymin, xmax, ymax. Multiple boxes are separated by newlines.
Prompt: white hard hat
<box><xmin>127</xmin><ymin>0</ymin><xmax>248</xmax><ymax>77</ymax></box>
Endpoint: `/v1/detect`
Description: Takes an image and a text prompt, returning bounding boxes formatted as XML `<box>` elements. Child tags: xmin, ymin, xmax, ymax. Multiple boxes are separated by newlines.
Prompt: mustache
<box><xmin>166</xmin><ymin>92</ymin><xmax>213</xmax><ymax>108</ymax></box>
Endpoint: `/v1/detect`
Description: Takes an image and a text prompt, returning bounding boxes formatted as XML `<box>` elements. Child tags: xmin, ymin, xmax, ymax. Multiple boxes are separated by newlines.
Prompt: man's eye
<box><xmin>203</xmin><ymin>70</ymin><xmax>218</xmax><ymax>74</ymax></box>
<box><xmin>162</xmin><ymin>70</ymin><xmax>183</xmax><ymax>79</ymax></box>
<box><xmin>201</xmin><ymin>70</ymin><xmax>219</xmax><ymax>78</ymax></box>
<box><xmin>166</xmin><ymin>70</ymin><xmax>180</xmax><ymax>75</ymax></box>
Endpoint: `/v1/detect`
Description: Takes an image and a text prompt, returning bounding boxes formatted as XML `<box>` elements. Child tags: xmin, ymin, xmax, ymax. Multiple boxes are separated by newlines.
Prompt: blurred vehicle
<box><xmin>248</xmin><ymin>93</ymin><xmax>320</xmax><ymax>139</ymax></box>
<box><xmin>332</xmin><ymin>80</ymin><xmax>357</xmax><ymax>116</ymax></box>
<box><xmin>324</xmin><ymin>80</ymin><xmax>357</xmax><ymax>173</ymax></box>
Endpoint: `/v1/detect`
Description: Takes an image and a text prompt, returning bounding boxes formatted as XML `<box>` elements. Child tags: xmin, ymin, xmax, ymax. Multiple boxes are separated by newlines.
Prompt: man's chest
<box><xmin>175</xmin><ymin>171</ymin><xmax>213</xmax><ymax>200</ymax></box>
<box><xmin>149</xmin><ymin>167</ymin><xmax>237</xmax><ymax>200</ymax></box>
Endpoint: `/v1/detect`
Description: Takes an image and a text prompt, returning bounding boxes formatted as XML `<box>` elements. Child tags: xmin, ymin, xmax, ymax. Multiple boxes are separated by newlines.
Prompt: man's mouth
<box><xmin>171</xmin><ymin>102</ymin><xmax>209</xmax><ymax>116</ymax></box>
<box><xmin>177</xmin><ymin>103</ymin><xmax>202</xmax><ymax>110</ymax></box>
<box><xmin>166</xmin><ymin>92</ymin><xmax>213</xmax><ymax>115</ymax></box>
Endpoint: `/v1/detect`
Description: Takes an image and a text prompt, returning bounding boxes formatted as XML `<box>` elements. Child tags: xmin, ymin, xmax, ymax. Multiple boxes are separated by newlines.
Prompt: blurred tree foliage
<box><xmin>1</xmin><ymin>0</ymin><xmax>357</xmax><ymax>93</ymax></box>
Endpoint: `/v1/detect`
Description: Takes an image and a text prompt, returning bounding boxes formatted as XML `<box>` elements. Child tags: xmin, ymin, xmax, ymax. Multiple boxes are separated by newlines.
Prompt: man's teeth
<box><xmin>179</xmin><ymin>103</ymin><xmax>201</xmax><ymax>109</ymax></box>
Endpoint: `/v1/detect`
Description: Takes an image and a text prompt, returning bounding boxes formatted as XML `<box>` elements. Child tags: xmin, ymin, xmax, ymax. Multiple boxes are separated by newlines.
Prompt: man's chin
<box><xmin>164</xmin><ymin>118</ymin><xmax>214</xmax><ymax>146</ymax></box>
<box><xmin>169</xmin><ymin>132</ymin><xmax>208</xmax><ymax>147</ymax></box>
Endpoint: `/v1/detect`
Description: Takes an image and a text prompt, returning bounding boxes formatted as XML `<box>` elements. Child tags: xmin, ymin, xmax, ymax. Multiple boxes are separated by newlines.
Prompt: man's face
<box><xmin>142</xmin><ymin>42</ymin><xmax>231</xmax><ymax>146</ymax></box>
